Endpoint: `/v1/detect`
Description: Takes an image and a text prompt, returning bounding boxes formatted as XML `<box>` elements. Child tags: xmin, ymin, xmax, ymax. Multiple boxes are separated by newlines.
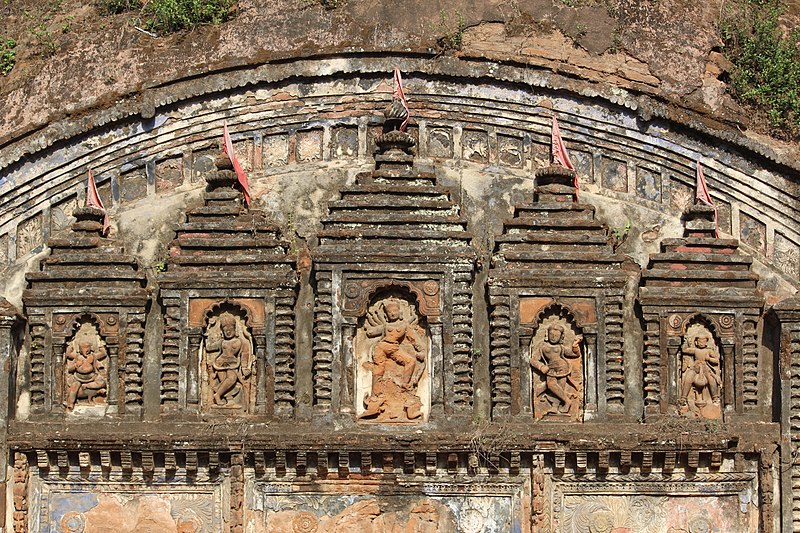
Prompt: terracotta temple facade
<box><xmin>0</xmin><ymin>60</ymin><xmax>799</xmax><ymax>532</ymax></box>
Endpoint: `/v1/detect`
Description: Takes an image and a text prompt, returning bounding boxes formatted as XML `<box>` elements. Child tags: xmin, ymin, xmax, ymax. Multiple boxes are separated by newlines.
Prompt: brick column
<box><xmin>772</xmin><ymin>297</ymin><xmax>800</xmax><ymax>532</ymax></box>
<box><xmin>0</xmin><ymin>299</ymin><xmax>22</xmax><ymax>530</ymax></box>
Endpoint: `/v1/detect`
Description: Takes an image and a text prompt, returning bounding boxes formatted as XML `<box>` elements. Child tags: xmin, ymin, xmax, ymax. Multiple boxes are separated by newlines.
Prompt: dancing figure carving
<box><xmin>358</xmin><ymin>297</ymin><xmax>428</xmax><ymax>422</ymax></box>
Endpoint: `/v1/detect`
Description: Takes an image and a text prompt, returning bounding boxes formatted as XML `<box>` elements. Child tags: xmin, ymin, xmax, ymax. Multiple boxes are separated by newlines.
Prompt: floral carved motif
<box><xmin>342</xmin><ymin>279</ymin><xmax>441</xmax><ymax>318</ymax></box>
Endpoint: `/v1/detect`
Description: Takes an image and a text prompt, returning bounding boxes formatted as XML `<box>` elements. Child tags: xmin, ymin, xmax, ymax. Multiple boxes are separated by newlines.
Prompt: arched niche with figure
<box><xmin>63</xmin><ymin>319</ymin><xmax>108</xmax><ymax>412</ymax></box>
<box><xmin>354</xmin><ymin>292</ymin><xmax>431</xmax><ymax>423</ymax></box>
<box><xmin>679</xmin><ymin>319</ymin><xmax>723</xmax><ymax>420</ymax></box>
<box><xmin>201</xmin><ymin>303</ymin><xmax>255</xmax><ymax>413</ymax></box>
<box><xmin>529</xmin><ymin>306</ymin><xmax>584</xmax><ymax>422</ymax></box>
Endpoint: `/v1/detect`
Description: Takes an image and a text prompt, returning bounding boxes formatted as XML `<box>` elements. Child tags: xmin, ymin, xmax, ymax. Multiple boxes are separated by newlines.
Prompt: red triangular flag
<box><xmin>222</xmin><ymin>121</ymin><xmax>251</xmax><ymax>206</ymax></box>
<box><xmin>393</xmin><ymin>66</ymin><xmax>410</xmax><ymax>132</ymax></box>
<box><xmin>551</xmin><ymin>115</ymin><xmax>578</xmax><ymax>198</ymax></box>
<box><xmin>86</xmin><ymin>170</ymin><xmax>110</xmax><ymax>237</ymax></box>
<box><xmin>696</xmin><ymin>161</ymin><xmax>719</xmax><ymax>238</ymax></box>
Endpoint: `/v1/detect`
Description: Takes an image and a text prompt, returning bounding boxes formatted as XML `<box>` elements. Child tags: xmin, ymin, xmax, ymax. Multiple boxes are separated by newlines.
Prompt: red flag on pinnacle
<box><xmin>222</xmin><ymin>121</ymin><xmax>251</xmax><ymax>206</ymax></box>
<box><xmin>393</xmin><ymin>66</ymin><xmax>410</xmax><ymax>132</ymax></box>
<box><xmin>551</xmin><ymin>115</ymin><xmax>578</xmax><ymax>197</ymax></box>
<box><xmin>86</xmin><ymin>170</ymin><xmax>110</xmax><ymax>237</ymax></box>
<box><xmin>695</xmin><ymin>161</ymin><xmax>719</xmax><ymax>238</ymax></box>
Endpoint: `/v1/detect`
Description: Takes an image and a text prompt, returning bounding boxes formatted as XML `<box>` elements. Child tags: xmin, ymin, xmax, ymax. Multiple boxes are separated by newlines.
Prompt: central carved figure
<box><xmin>530</xmin><ymin>319</ymin><xmax>583</xmax><ymax>420</ymax></box>
<box><xmin>64</xmin><ymin>322</ymin><xmax>108</xmax><ymax>410</ymax></box>
<box><xmin>204</xmin><ymin>311</ymin><xmax>254</xmax><ymax>409</ymax></box>
<box><xmin>358</xmin><ymin>297</ymin><xmax>428</xmax><ymax>422</ymax></box>
<box><xmin>680</xmin><ymin>323</ymin><xmax>722</xmax><ymax>419</ymax></box>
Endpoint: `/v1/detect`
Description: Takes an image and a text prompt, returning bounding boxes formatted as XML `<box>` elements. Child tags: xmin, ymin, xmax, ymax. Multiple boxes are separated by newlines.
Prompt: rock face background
<box><xmin>0</xmin><ymin>0</ymin><xmax>798</xmax><ymax>158</ymax></box>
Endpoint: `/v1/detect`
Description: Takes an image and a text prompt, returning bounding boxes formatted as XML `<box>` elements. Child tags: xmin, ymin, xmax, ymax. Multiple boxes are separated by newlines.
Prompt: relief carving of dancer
<box><xmin>204</xmin><ymin>311</ymin><xmax>254</xmax><ymax>409</ymax></box>
<box><xmin>359</xmin><ymin>298</ymin><xmax>427</xmax><ymax>422</ymax></box>
<box><xmin>530</xmin><ymin>321</ymin><xmax>582</xmax><ymax>419</ymax></box>
<box><xmin>679</xmin><ymin>325</ymin><xmax>722</xmax><ymax>419</ymax></box>
<box><xmin>64</xmin><ymin>322</ymin><xmax>108</xmax><ymax>410</ymax></box>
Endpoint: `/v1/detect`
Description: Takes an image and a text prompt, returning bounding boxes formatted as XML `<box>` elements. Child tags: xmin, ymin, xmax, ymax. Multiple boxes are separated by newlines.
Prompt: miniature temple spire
<box><xmin>534</xmin><ymin>117</ymin><xmax>580</xmax><ymax>204</ymax></box>
<box><xmin>222</xmin><ymin>121</ymin><xmax>251</xmax><ymax>206</ymax></box>
<box><xmin>374</xmin><ymin>68</ymin><xmax>416</xmax><ymax>169</ymax></box>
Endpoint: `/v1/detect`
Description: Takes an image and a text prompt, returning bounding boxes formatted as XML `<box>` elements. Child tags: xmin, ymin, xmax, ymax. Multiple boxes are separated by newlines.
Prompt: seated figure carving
<box><xmin>358</xmin><ymin>298</ymin><xmax>427</xmax><ymax>422</ymax></box>
<box><xmin>530</xmin><ymin>321</ymin><xmax>583</xmax><ymax>420</ymax></box>
<box><xmin>204</xmin><ymin>311</ymin><xmax>254</xmax><ymax>409</ymax></box>
<box><xmin>679</xmin><ymin>324</ymin><xmax>722</xmax><ymax>419</ymax></box>
<box><xmin>64</xmin><ymin>322</ymin><xmax>108</xmax><ymax>410</ymax></box>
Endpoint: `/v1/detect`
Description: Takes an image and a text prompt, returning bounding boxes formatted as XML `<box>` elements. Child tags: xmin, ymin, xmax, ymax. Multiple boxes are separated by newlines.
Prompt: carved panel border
<box><xmin>545</xmin><ymin>473</ymin><xmax>758</xmax><ymax>533</ymax></box>
<box><xmin>342</xmin><ymin>278</ymin><xmax>442</xmax><ymax>318</ymax></box>
<box><xmin>249</xmin><ymin>478</ymin><xmax>529</xmax><ymax>533</ymax></box>
<box><xmin>28</xmin><ymin>478</ymin><xmax>229</xmax><ymax>533</ymax></box>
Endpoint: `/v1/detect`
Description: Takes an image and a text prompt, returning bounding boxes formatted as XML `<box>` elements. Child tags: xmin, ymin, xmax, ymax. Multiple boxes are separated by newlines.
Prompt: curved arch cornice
<box><xmin>0</xmin><ymin>53</ymin><xmax>798</xmax><ymax>172</ymax></box>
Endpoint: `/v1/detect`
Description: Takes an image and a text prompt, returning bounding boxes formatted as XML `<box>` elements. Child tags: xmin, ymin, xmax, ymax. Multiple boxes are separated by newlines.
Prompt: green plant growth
<box><xmin>99</xmin><ymin>0</ymin><xmax>235</xmax><ymax>33</ymax></box>
<box><xmin>142</xmin><ymin>0</ymin><xmax>235</xmax><ymax>33</ymax></box>
<box><xmin>610</xmin><ymin>221</ymin><xmax>631</xmax><ymax>251</ymax></box>
<box><xmin>438</xmin><ymin>9</ymin><xmax>466</xmax><ymax>52</ymax></box>
<box><xmin>29</xmin><ymin>21</ymin><xmax>59</xmax><ymax>57</ymax></box>
<box><xmin>0</xmin><ymin>37</ymin><xmax>15</xmax><ymax>76</ymax></box>
<box><xmin>720</xmin><ymin>1</ymin><xmax>800</xmax><ymax>136</ymax></box>
<box><xmin>100</xmin><ymin>0</ymin><xmax>142</xmax><ymax>15</ymax></box>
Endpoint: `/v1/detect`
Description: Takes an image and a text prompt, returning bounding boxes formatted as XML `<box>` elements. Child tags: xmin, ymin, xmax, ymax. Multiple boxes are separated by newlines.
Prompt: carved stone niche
<box><xmin>514</xmin><ymin>298</ymin><xmax>599</xmax><ymax>422</ymax></box>
<box><xmin>189</xmin><ymin>299</ymin><xmax>266</xmax><ymax>415</ymax></box>
<box><xmin>676</xmin><ymin>317</ymin><xmax>725</xmax><ymax>420</ymax></box>
<box><xmin>354</xmin><ymin>292</ymin><xmax>431</xmax><ymax>423</ymax></box>
<box><xmin>201</xmin><ymin>305</ymin><xmax>255</xmax><ymax>413</ymax></box>
<box><xmin>53</xmin><ymin>312</ymin><xmax>120</xmax><ymax>416</ymax></box>
<box><xmin>63</xmin><ymin>319</ymin><xmax>109</xmax><ymax>412</ymax></box>
<box><xmin>23</xmin><ymin>203</ymin><xmax>148</xmax><ymax>418</ymax></box>
<box><xmin>639</xmin><ymin>201</ymin><xmax>764</xmax><ymax>421</ymax></box>
<box><xmin>527</xmin><ymin>305</ymin><xmax>585</xmax><ymax>422</ymax></box>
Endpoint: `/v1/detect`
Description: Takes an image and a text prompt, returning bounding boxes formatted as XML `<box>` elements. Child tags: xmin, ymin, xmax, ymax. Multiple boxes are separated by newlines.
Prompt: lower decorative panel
<box><xmin>545</xmin><ymin>474</ymin><xmax>758</xmax><ymax>533</ymax></box>
<box><xmin>247</xmin><ymin>480</ymin><xmax>528</xmax><ymax>533</ymax></box>
<box><xmin>28</xmin><ymin>478</ymin><xmax>228</xmax><ymax>533</ymax></box>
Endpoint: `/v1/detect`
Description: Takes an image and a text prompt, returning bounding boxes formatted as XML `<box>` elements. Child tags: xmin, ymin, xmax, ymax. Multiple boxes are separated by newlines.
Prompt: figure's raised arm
<box><xmin>569</xmin><ymin>335</ymin><xmax>583</xmax><ymax>357</ymax></box>
<box><xmin>365</xmin><ymin>306</ymin><xmax>385</xmax><ymax>338</ymax></box>
<box><xmin>681</xmin><ymin>339</ymin><xmax>695</xmax><ymax>355</ymax></box>
<box><xmin>95</xmin><ymin>345</ymin><xmax>108</xmax><ymax>362</ymax></box>
<box><xmin>707</xmin><ymin>345</ymin><xmax>721</xmax><ymax>365</ymax></box>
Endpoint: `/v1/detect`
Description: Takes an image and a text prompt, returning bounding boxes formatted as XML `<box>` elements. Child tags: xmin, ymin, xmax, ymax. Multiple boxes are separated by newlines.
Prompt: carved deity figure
<box><xmin>530</xmin><ymin>320</ymin><xmax>582</xmax><ymax>420</ymax></box>
<box><xmin>679</xmin><ymin>324</ymin><xmax>722</xmax><ymax>419</ymax></box>
<box><xmin>358</xmin><ymin>297</ymin><xmax>428</xmax><ymax>422</ymax></box>
<box><xmin>203</xmin><ymin>311</ymin><xmax>254</xmax><ymax>409</ymax></box>
<box><xmin>64</xmin><ymin>322</ymin><xmax>108</xmax><ymax>410</ymax></box>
